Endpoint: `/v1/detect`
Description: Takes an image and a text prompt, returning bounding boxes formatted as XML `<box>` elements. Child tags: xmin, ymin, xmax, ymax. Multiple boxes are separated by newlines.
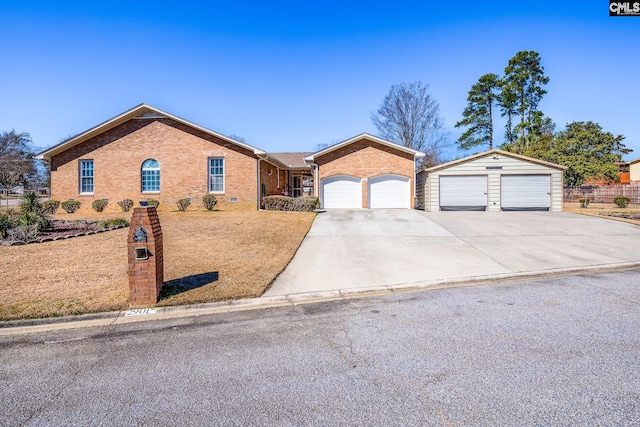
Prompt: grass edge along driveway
<box><xmin>0</xmin><ymin>210</ymin><xmax>315</xmax><ymax>321</ymax></box>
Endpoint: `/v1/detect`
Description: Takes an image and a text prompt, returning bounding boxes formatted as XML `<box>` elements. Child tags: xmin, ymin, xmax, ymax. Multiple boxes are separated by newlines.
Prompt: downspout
<box><xmin>414</xmin><ymin>153</ymin><xmax>425</xmax><ymax>210</ymax></box>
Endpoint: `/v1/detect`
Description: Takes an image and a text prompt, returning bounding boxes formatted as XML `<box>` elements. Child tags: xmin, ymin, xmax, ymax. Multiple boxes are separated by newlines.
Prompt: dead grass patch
<box><xmin>0</xmin><ymin>210</ymin><xmax>315</xmax><ymax>320</ymax></box>
<box><xmin>564</xmin><ymin>202</ymin><xmax>640</xmax><ymax>226</ymax></box>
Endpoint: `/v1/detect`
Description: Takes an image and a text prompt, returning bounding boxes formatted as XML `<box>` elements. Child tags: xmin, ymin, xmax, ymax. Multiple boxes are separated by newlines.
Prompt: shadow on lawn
<box><xmin>159</xmin><ymin>272</ymin><xmax>219</xmax><ymax>300</ymax></box>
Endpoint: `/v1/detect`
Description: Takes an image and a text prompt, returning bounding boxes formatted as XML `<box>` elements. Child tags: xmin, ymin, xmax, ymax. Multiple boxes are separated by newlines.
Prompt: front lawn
<box><xmin>0</xmin><ymin>210</ymin><xmax>315</xmax><ymax>321</ymax></box>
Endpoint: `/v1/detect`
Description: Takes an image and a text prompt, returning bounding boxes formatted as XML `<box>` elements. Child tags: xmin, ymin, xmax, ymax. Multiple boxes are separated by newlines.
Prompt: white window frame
<box><xmin>141</xmin><ymin>159</ymin><xmax>160</xmax><ymax>193</ymax></box>
<box><xmin>209</xmin><ymin>157</ymin><xmax>225</xmax><ymax>194</ymax></box>
<box><xmin>79</xmin><ymin>160</ymin><xmax>94</xmax><ymax>194</ymax></box>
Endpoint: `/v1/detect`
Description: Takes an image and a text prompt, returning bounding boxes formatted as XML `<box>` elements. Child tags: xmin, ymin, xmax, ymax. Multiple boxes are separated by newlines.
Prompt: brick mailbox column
<box><xmin>128</xmin><ymin>207</ymin><xmax>164</xmax><ymax>308</ymax></box>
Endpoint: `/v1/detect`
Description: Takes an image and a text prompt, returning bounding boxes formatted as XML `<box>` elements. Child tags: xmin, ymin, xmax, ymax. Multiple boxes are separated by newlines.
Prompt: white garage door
<box><xmin>322</xmin><ymin>176</ymin><xmax>362</xmax><ymax>209</ymax></box>
<box><xmin>369</xmin><ymin>175</ymin><xmax>410</xmax><ymax>209</ymax></box>
<box><xmin>501</xmin><ymin>175</ymin><xmax>551</xmax><ymax>211</ymax></box>
<box><xmin>439</xmin><ymin>175</ymin><xmax>487</xmax><ymax>211</ymax></box>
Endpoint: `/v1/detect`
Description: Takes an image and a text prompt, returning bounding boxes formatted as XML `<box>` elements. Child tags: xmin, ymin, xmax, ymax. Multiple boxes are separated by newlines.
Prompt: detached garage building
<box><xmin>416</xmin><ymin>149</ymin><xmax>566</xmax><ymax>212</ymax></box>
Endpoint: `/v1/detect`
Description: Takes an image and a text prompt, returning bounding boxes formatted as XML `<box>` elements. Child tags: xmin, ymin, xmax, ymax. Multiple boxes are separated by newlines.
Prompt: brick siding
<box><xmin>315</xmin><ymin>138</ymin><xmax>416</xmax><ymax>208</ymax></box>
<box><xmin>50</xmin><ymin>118</ymin><xmax>259</xmax><ymax>212</ymax></box>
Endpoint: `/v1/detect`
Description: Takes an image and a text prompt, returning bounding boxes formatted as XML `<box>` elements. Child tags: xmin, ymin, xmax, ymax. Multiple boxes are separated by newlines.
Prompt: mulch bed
<box><xmin>0</xmin><ymin>220</ymin><xmax>126</xmax><ymax>246</ymax></box>
<box><xmin>600</xmin><ymin>212</ymin><xmax>640</xmax><ymax>220</ymax></box>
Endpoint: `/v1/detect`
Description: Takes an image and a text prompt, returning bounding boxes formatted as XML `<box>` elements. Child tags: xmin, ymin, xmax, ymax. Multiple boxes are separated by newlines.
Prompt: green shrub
<box><xmin>117</xmin><ymin>199</ymin><xmax>134</xmax><ymax>212</ymax></box>
<box><xmin>202</xmin><ymin>194</ymin><xmax>218</xmax><ymax>211</ymax></box>
<box><xmin>18</xmin><ymin>212</ymin><xmax>50</xmax><ymax>231</ymax></box>
<box><xmin>614</xmin><ymin>195</ymin><xmax>630</xmax><ymax>208</ymax></box>
<box><xmin>42</xmin><ymin>200</ymin><xmax>60</xmax><ymax>215</ymax></box>
<box><xmin>61</xmin><ymin>200</ymin><xmax>82</xmax><ymax>213</ymax></box>
<box><xmin>100</xmin><ymin>218</ymin><xmax>130</xmax><ymax>229</ymax></box>
<box><xmin>0</xmin><ymin>213</ymin><xmax>18</xmax><ymax>238</ymax></box>
<box><xmin>145</xmin><ymin>198</ymin><xmax>160</xmax><ymax>208</ymax></box>
<box><xmin>20</xmin><ymin>192</ymin><xmax>42</xmax><ymax>214</ymax></box>
<box><xmin>292</xmin><ymin>196</ymin><xmax>320</xmax><ymax>211</ymax></box>
<box><xmin>262</xmin><ymin>196</ymin><xmax>320</xmax><ymax>212</ymax></box>
<box><xmin>579</xmin><ymin>198</ymin><xmax>590</xmax><ymax>208</ymax></box>
<box><xmin>176</xmin><ymin>198</ymin><xmax>191</xmax><ymax>212</ymax></box>
<box><xmin>92</xmin><ymin>199</ymin><xmax>109</xmax><ymax>212</ymax></box>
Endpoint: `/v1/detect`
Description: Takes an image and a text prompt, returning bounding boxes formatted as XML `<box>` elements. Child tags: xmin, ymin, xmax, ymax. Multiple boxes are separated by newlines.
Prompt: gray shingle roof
<box><xmin>268</xmin><ymin>152</ymin><xmax>313</xmax><ymax>168</ymax></box>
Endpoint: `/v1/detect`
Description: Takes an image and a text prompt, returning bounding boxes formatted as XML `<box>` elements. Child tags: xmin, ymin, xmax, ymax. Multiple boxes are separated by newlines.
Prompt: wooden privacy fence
<box><xmin>564</xmin><ymin>185</ymin><xmax>640</xmax><ymax>204</ymax></box>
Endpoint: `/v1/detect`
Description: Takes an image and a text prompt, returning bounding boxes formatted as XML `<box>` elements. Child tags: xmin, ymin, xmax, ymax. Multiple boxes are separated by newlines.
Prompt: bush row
<box><xmin>262</xmin><ymin>196</ymin><xmax>320</xmax><ymax>212</ymax></box>
<box><xmin>36</xmin><ymin>195</ymin><xmax>220</xmax><ymax>214</ymax></box>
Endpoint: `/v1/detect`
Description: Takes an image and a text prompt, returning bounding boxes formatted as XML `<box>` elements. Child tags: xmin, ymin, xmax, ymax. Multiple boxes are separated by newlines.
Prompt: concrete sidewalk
<box><xmin>265</xmin><ymin>209</ymin><xmax>640</xmax><ymax>296</ymax></box>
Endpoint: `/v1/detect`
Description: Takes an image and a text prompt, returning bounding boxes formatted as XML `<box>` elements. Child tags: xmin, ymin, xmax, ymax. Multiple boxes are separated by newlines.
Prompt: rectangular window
<box><xmin>80</xmin><ymin>160</ymin><xmax>94</xmax><ymax>194</ymax></box>
<box><xmin>142</xmin><ymin>173</ymin><xmax>160</xmax><ymax>192</ymax></box>
<box><xmin>142</xmin><ymin>170</ymin><xmax>160</xmax><ymax>192</ymax></box>
<box><xmin>209</xmin><ymin>158</ymin><xmax>224</xmax><ymax>193</ymax></box>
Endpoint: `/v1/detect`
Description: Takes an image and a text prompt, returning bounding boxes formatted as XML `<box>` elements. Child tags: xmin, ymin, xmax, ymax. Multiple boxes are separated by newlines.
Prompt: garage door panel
<box><xmin>322</xmin><ymin>176</ymin><xmax>362</xmax><ymax>209</ymax></box>
<box><xmin>369</xmin><ymin>176</ymin><xmax>410</xmax><ymax>209</ymax></box>
<box><xmin>501</xmin><ymin>175</ymin><xmax>550</xmax><ymax>211</ymax></box>
<box><xmin>440</xmin><ymin>176</ymin><xmax>487</xmax><ymax>211</ymax></box>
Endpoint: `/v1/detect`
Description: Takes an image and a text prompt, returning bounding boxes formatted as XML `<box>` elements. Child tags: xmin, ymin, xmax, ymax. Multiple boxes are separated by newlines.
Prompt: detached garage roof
<box><xmin>304</xmin><ymin>133</ymin><xmax>426</xmax><ymax>162</ymax></box>
<box><xmin>423</xmin><ymin>149</ymin><xmax>567</xmax><ymax>173</ymax></box>
<box><xmin>36</xmin><ymin>104</ymin><xmax>267</xmax><ymax>161</ymax></box>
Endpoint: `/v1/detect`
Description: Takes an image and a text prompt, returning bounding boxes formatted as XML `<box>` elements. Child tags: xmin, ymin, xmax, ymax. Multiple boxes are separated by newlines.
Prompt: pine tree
<box><xmin>455</xmin><ymin>73</ymin><xmax>500</xmax><ymax>150</ymax></box>
<box><xmin>500</xmin><ymin>50</ymin><xmax>550</xmax><ymax>142</ymax></box>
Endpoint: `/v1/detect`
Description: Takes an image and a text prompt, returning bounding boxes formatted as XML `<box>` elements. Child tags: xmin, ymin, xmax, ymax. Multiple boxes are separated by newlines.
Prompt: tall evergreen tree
<box><xmin>455</xmin><ymin>73</ymin><xmax>500</xmax><ymax>150</ymax></box>
<box><xmin>500</xmin><ymin>50</ymin><xmax>550</xmax><ymax>142</ymax></box>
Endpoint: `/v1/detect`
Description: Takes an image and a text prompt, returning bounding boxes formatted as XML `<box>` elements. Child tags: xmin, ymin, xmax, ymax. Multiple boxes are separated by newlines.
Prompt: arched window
<box><xmin>141</xmin><ymin>159</ymin><xmax>160</xmax><ymax>192</ymax></box>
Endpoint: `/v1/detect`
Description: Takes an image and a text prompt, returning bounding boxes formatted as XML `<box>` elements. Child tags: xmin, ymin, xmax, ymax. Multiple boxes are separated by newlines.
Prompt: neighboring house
<box><xmin>616</xmin><ymin>161</ymin><xmax>631</xmax><ymax>184</ymax></box>
<box><xmin>36</xmin><ymin>104</ymin><xmax>425</xmax><ymax>211</ymax></box>
<box><xmin>416</xmin><ymin>150</ymin><xmax>567</xmax><ymax>212</ymax></box>
<box><xmin>629</xmin><ymin>158</ymin><xmax>640</xmax><ymax>183</ymax></box>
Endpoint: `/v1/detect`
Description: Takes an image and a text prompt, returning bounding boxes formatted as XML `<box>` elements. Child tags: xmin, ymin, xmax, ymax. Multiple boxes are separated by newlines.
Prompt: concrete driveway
<box><xmin>265</xmin><ymin>209</ymin><xmax>640</xmax><ymax>296</ymax></box>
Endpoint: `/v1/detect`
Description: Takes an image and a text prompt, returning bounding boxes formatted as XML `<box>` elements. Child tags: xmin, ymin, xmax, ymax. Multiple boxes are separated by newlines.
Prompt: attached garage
<box><xmin>439</xmin><ymin>176</ymin><xmax>487</xmax><ymax>211</ymax></box>
<box><xmin>369</xmin><ymin>175</ymin><xmax>410</xmax><ymax>209</ymax></box>
<box><xmin>305</xmin><ymin>133</ymin><xmax>426</xmax><ymax>209</ymax></box>
<box><xmin>322</xmin><ymin>175</ymin><xmax>362</xmax><ymax>209</ymax></box>
<box><xmin>415</xmin><ymin>149</ymin><xmax>566</xmax><ymax>212</ymax></box>
<box><xmin>501</xmin><ymin>175</ymin><xmax>551</xmax><ymax>211</ymax></box>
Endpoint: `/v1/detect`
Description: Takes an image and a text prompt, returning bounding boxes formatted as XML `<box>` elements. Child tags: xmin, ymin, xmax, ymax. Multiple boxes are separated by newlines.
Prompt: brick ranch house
<box><xmin>36</xmin><ymin>104</ymin><xmax>425</xmax><ymax>212</ymax></box>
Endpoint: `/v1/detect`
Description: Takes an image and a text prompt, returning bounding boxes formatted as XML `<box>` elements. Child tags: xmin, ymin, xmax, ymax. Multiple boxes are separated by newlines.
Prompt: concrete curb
<box><xmin>2</xmin><ymin>261</ymin><xmax>639</xmax><ymax>336</ymax></box>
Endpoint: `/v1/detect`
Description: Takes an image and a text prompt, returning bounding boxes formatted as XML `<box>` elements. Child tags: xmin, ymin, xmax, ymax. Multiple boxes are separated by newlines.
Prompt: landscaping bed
<box><xmin>0</xmin><ymin>210</ymin><xmax>315</xmax><ymax>321</ymax></box>
<box><xmin>0</xmin><ymin>219</ymin><xmax>128</xmax><ymax>245</ymax></box>
<box><xmin>564</xmin><ymin>201</ymin><xmax>640</xmax><ymax>226</ymax></box>
<box><xmin>599</xmin><ymin>212</ymin><xmax>640</xmax><ymax>221</ymax></box>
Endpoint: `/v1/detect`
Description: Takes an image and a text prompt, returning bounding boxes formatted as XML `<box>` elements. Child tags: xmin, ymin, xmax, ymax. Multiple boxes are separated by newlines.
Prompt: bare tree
<box><xmin>371</xmin><ymin>81</ymin><xmax>448</xmax><ymax>166</ymax></box>
<box><xmin>0</xmin><ymin>130</ymin><xmax>36</xmax><ymax>190</ymax></box>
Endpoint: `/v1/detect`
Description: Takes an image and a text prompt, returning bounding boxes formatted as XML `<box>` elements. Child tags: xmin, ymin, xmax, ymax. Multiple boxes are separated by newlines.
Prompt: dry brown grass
<box><xmin>564</xmin><ymin>201</ymin><xmax>640</xmax><ymax>226</ymax></box>
<box><xmin>0</xmin><ymin>210</ymin><xmax>315</xmax><ymax>320</ymax></box>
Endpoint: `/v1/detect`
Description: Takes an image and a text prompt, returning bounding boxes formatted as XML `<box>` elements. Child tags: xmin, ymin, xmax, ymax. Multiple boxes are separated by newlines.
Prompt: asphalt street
<box><xmin>2</xmin><ymin>269</ymin><xmax>639</xmax><ymax>426</ymax></box>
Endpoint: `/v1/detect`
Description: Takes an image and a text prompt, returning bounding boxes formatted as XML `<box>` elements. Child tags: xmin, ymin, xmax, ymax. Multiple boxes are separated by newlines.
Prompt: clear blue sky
<box><xmin>1</xmin><ymin>1</ymin><xmax>638</xmax><ymax>160</ymax></box>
